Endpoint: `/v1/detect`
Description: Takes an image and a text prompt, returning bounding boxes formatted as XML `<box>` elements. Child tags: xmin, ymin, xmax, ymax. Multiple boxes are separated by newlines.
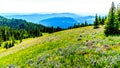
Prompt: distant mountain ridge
<box><xmin>40</xmin><ymin>17</ymin><xmax>77</xmax><ymax>28</ymax></box>
<box><xmin>3</xmin><ymin>13</ymin><xmax>95</xmax><ymax>28</ymax></box>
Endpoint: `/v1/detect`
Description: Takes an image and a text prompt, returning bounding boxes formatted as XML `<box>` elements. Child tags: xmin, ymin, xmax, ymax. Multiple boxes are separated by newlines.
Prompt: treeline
<box><xmin>42</xmin><ymin>26</ymin><xmax>63</xmax><ymax>33</ymax></box>
<box><xmin>68</xmin><ymin>21</ymin><xmax>92</xmax><ymax>29</ymax></box>
<box><xmin>44</xmin><ymin>21</ymin><xmax>92</xmax><ymax>32</ymax></box>
<box><xmin>43</xmin><ymin>21</ymin><xmax>92</xmax><ymax>33</ymax></box>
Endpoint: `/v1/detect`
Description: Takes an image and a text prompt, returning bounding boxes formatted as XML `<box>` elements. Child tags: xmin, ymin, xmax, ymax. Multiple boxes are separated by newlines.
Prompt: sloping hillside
<box><xmin>0</xmin><ymin>26</ymin><xmax>120</xmax><ymax>67</ymax></box>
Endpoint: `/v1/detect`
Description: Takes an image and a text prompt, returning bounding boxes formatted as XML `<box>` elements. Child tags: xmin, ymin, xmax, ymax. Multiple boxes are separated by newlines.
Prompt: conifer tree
<box><xmin>104</xmin><ymin>2</ymin><xmax>119</xmax><ymax>36</ymax></box>
<box><xmin>94</xmin><ymin>14</ymin><xmax>99</xmax><ymax>29</ymax></box>
<box><xmin>85</xmin><ymin>21</ymin><xmax>88</xmax><ymax>26</ymax></box>
<box><xmin>115</xmin><ymin>6</ymin><xmax>120</xmax><ymax>28</ymax></box>
<box><xmin>98</xmin><ymin>16</ymin><xmax>102</xmax><ymax>24</ymax></box>
<box><xmin>101</xmin><ymin>17</ymin><xmax>105</xmax><ymax>25</ymax></box>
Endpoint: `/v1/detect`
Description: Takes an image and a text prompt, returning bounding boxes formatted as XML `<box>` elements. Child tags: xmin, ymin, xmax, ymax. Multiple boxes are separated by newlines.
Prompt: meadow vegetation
<box><xmin>0</xmin><ymin>26</ymin><xmax>120</xmax><ymax>67</ymax></box>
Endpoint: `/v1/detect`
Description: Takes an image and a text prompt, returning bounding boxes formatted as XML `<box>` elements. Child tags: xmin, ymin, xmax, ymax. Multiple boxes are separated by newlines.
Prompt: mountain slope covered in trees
<box><xmin>0</xmin><ymin>16</ymin><xmax>45</xmax><ymax>31</ymax></box>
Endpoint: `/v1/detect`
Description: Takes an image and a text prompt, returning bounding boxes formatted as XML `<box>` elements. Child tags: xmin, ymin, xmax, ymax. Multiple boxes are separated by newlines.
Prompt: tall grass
<box><xmin>0</xmin><ymin>26</ymin><xmax>120</xmax><ymax>67</ymax></box>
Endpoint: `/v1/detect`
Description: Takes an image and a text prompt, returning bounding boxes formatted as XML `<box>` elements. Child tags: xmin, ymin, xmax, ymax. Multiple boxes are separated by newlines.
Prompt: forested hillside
<box><xmin>0</xmin><ymin>16</ymin><xmax>64</xmax><ymax>49</ymax></box>
<box><xmin>0</xmin><ymin>16</ymin><xmax>45</xmax><ymax>30</ymax></box>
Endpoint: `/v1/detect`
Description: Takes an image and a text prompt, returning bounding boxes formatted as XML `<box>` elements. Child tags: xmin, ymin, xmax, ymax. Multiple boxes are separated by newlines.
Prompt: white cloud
<box><xmin>0</xmin><ymin>0</ymin><xmax>120</xmax><ymax>14</ymax></box>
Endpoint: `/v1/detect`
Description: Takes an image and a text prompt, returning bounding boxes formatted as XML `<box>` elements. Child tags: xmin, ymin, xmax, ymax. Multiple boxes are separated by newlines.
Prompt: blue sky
<box><xmin>0</xmin><ymin>0</ymin><xmax>119</xmax><ymax>15</ymax></box>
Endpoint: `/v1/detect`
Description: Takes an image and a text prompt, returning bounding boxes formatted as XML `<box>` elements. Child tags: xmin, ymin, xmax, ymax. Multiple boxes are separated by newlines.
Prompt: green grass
<box><xmin>0</xmin><ymin>26</ymin><xmax>120</xmax><ymax>68</ymax></box>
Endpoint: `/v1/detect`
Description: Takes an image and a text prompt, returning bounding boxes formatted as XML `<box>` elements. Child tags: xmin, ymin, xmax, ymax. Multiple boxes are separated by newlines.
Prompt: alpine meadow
<box><xmin>1</xmin><ymin>0</ymin><xmax>120</xmax><ymax>68</ymax></box>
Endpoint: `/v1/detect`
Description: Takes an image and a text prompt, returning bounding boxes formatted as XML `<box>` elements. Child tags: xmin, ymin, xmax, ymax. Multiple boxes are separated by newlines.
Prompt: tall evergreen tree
<box><xmin>84</xmin><ymin>21</ymin><xmax>88</xmax><ymax>26</ymax></box>
<box><xmin>98</xmin><ymin>15</ymin><xmax>102</xmax><ymax>25</ymax></box>
<box><xmin>94</xmin><ymin>14</ymin><xmax>99</xmax><ymax>29</ymax></box>
<box><xmin>101</xmin><ymin>17</ymin><xmax>105</xmax><ymax>25</ymax></box>
<box><xmin>115</xmin><ymin>5</ymin><xmax>120</xmax><ymax>28</ymax></box>
<box><xmin>104</xmin><ymin>2</ymin><xmax>119</xmax><ymax>36</ymax></box>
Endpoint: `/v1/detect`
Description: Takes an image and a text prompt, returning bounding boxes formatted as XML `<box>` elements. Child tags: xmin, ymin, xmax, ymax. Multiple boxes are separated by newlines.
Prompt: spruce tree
<box><xmin>94</xmin><ymin>14</ymin><xmax>99</xmax><ymax>29</ymax></box>
<box><xmin>115</xmin><ymin>6</ymin><xmax>120</xmax><ymax>28</ymax></box>
<box><xmin>85</xmin><ymin>21</ymin><xmax>88</xmax><ymax>26</ymax></box>
<box><xmin>101</xmin><ymin>17</ymin><xmax>105</xmax><ymax>25</ymax></box>
<box><xmin>104</xmin><ymin>2</ymin><xmax>119</xmax><ymax>36</ymax></box>
<box><xmin>98</xmin><ymin>16</ymin><xmax>102</xmax><ymax>25</ymax></box>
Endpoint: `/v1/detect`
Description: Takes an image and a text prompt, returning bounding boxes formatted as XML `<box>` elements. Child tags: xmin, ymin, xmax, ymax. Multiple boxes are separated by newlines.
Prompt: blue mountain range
<box><xmin>2</xmin><ymin>13</ymin><xmax>95</xmax><ymax>28</ymax></box>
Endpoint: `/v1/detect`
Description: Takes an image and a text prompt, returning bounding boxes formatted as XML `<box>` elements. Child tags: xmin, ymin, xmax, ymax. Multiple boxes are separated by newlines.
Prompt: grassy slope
<box><xmin>0</xmin><ymin>26</ymin><xmax>120</xmax><ymax>67</ymax></box>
